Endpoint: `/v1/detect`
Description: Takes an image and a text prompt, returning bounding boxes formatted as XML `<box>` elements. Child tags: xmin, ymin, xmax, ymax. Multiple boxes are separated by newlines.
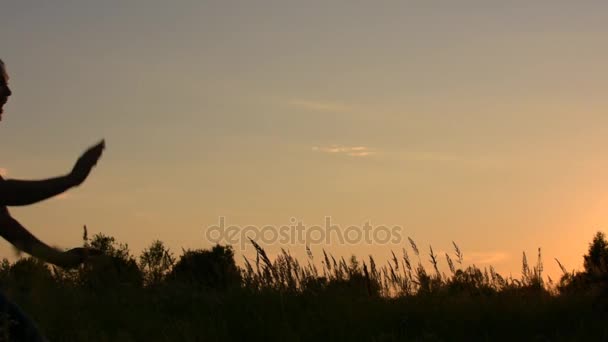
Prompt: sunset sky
<box><xmin>2</xmin><ymin>1</ymin><xmax>608</xmax><ymax>279</ymax></box>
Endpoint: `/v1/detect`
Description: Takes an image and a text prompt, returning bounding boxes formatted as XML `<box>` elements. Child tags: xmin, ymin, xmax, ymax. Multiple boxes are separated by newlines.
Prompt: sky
<box><xmin>1</xmin><ymin>1</ymin><xmax>608</xmax><ymax>280</ymax></box>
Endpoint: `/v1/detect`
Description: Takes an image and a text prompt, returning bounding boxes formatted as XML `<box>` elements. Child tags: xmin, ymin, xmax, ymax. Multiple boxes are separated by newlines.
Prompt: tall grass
<box><xmin>0</xmin><ymin>231</ymin><xmax>606</xmax><ymax>341</ymax></box>
<box><xmin>242</xmin><ymin>237</ymin><xmax>548</xmax><ymax>298</ymax></box>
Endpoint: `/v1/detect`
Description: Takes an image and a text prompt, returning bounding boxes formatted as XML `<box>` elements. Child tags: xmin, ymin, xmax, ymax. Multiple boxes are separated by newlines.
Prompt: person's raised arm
<box><xmin>0</xmin><ymin>140</ymin><xmax>105</xmax><ymax>206</ymax></box>
<box><xmin>0</xmin><ymin>174</ymin><xmax>75</xmax><ymax>206</ymax></box>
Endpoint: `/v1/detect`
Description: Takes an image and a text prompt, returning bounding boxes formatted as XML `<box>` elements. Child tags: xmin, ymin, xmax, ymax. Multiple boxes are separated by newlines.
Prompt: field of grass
<box><xmin>1</xmin><ymin>231</ymin><xmax>607</xmax><ymax>341</ymax></box>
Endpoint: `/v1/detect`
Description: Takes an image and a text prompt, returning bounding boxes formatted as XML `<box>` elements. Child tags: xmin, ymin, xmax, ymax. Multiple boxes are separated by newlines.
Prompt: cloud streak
<box><xmin>312</xmin><ymin>145</ymin><xmax>374</xmax><ymax>157</ymax></box>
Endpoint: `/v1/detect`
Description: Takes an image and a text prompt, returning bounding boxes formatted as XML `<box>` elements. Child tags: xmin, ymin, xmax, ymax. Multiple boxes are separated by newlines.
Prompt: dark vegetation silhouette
<box><xmin>557</xmin><ymin>231</ymin><xmax>608</xmax><ymax>296</ymax></box>
<box><xmin>167</xmin><ymin>244</ymin><xmax>241</xmax><ymax>290</ymax></box>
<box><xmin>1</xmin><ymin>228</ymin><xmax>608</xmax><ymax>341</ymax></box>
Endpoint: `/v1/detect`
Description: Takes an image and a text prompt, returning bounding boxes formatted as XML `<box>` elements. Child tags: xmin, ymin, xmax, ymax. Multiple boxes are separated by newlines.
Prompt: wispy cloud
<box><xmin>289</xmin><ymin>99</ymin><xmax>352</xmax><ymax>113</ymax></box>
<box><xmin>312</xmin><ymin>147</ymin><xmax>497</xmax><ymax>165</ymax></box>
<box><xmin>312</xmin><ymin>145</ymin><xmax>374</xmax><ymax>157</ymax></box>
<box><xmin>464</xmin><ymin>251</ymin><xmax>509</xmax><ymax>265</ymax></box>
<box><xmin>0</xmin><ymin>167</ymin><xmax>7</xmax><ymax>177</ymax></box>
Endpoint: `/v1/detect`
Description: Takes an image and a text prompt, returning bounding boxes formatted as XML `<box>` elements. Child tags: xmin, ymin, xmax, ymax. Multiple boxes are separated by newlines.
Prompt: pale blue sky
<box><xmin>2</xmin><ymin>1</ymin><xmax>608</xmax><ymax>277</ymax></box>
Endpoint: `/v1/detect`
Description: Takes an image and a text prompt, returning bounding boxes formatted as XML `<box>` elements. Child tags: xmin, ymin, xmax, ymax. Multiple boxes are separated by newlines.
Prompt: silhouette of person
<box><xmin>0</xmin><ymin>58</ymin><xmax>105</xmax><ymax>341</ymax></box>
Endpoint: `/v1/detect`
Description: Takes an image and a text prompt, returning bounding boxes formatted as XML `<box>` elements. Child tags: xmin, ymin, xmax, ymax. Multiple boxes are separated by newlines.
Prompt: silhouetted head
<box><xmin>0</xmin><ymin>59</ymin><xmax>12</xmax><ymax>121</ymax></box>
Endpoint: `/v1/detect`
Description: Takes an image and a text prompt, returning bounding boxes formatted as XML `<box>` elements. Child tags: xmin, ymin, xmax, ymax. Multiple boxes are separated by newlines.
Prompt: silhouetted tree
<box><xmin>89</xmin><ymin>233</ymin><xmax>131</xmax><ymax>260</ymax></box>
<box><xmin>584</xmin><ymin>231</ymin><xmax>608</xmax><ymax>279</ymax></box>
<box><xmin>140</xmin><ymin>240</ymin><xmax>175</xmax><ymax>286</ymax></box>
<box><xmin>559</xmin><ymin>231</ymin><xmax>608</xmax><ymax>295</ymax></box>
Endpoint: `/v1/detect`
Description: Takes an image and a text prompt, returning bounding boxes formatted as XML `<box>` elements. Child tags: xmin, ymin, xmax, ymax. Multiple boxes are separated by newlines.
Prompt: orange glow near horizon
<box><xmin>2</xmin><ymin>2</ymin><xmax>608</xmax><ymax>283</ymax></box>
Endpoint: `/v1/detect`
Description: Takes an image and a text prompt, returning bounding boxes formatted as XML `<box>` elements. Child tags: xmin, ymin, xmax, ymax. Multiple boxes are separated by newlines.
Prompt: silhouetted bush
<box><xmin>81</xmin><ymin>255</ymin><xmax>143</xmax><ymax>290</ymax></box>
<box><xmin>167</xmin><ymin>244</ymin><xmax>241</xmax><ymax>290</ymax></box>
<box><xmin>6</xmin><ymin>257</ymin><xmax>54</xmax><ymax>293</ymax></box>
<box><xmin>79</xmin><ymin>233</ymin><xmax>143</xmax><ymax>289</ymax></box>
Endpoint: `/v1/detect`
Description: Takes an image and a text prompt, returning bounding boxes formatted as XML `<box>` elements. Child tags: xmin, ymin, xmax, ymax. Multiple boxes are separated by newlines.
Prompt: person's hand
<box><xmin>55</xmin><ymin>247</ymin><xmax>104</xmax><ymax>268</ymax></box>
<box><xmin>69</xmin><ymin>140</ymin><xmax>105</xmax><ymax>187</ymax></box>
